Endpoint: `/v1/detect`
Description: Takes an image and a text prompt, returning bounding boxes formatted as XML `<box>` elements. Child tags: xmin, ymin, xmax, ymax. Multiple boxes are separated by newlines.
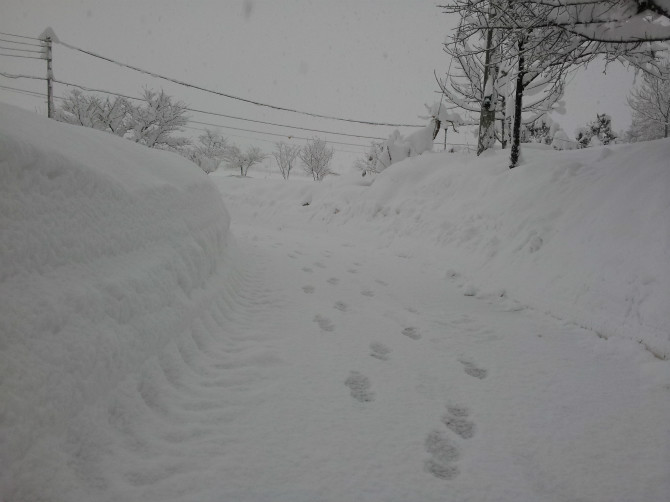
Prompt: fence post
<box><xmin>45</xmin><ymin>36</ymin><xmax>53</xmax><ymax>119</ymax></box>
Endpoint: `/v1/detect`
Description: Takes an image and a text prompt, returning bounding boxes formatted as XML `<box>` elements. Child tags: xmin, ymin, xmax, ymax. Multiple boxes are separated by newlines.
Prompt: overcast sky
<box><xmin>1</xmin><ymin>0</ymin><xmax>635</xmax><ymax>168</ymax></box>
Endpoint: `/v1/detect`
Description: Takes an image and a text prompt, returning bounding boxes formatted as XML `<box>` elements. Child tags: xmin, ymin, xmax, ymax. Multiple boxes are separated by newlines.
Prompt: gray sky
<box><xmin>0</xmin><ymin>0</ymin><xmax>634</xmax><ymax>168</ymax></box>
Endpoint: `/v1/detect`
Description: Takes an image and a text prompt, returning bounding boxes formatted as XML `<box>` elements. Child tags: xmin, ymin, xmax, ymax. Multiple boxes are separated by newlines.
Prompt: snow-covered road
<box><xmin>64</xmin><ymin>197</ymin><xmax>666</xmax><ymax>502</ymax></box>
<box><xmin>2</xmin><ymin>105</ymin><xmax>668</xmax><ymax>501</ymax></box>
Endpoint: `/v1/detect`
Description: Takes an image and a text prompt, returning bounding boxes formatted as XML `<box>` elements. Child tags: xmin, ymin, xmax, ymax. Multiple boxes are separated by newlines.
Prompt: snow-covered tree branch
<box><xmin>299</xmin><ymin>138</ymin><xmax>334</xmax><ymax>181</ymax></box>
<box><xmin>273</xmin><ymin>142</ymin><xmax>301</xmax><ymax>180</ymax></box>
<box><xmin>224</xmin><ymin>145</ymin><xmax>267</xmax><ymax>177</ymax></box>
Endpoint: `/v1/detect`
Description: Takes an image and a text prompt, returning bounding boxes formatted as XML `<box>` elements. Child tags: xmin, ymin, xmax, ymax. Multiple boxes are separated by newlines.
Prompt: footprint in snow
<box><xmin>369</xmin><ymin>342</ymin><xmax>391</xmax><ymax>361</ymax></box>
<box><xmin>442</xmin><ymin>413</ymin><xmax>475</xmax><ymax>439</ymax></box>
<box><xmin>402</xmin><ymin>327</ymin><xmax>421</xmax><ymax>340</ymax></box>
<box><xmin>459</xmin><ymin>360</ymin><xmax>488</xmax><ymax>379</ymax></box>
<box><xmin>345</xmin><ymin>371</ymin><xmax>375</xmax><ymax>402</ymax></box>
<box><xmin>424</xmin><ymin>430</ymin><xmax>460</xmax><ymax>480</ymax></box>
<box><xmin>347</xmin><ymin>268</ymin><xmax>358</xmax><ymax>274</ymax></box>
<box><xmin>314</xmin><ymin>261</ymin><xmax>326</xmax><ymax>269</ymax></box>
<box><xmin>333</xmin><ymin>301</ymin><xmax>348</xmax><ymax>312</ymax></box>
<box><xmin>446</xmin><ymin>405</ymin><xmax>470</xmax><ymax>418</ymax></box>
<box><xmin>361</xmin><ymin>289</ymin><xmax>375</xmax><ymax>297</ymax></box>
<box><xmin>313</xmin><ymin>315</ymin><xmax>335</xmax><ymax>332</ymax></box>
<box><xmin>302</xmin><ymin>267</ymin><xmax>313</xmax><ymax>273</ymax></box>
<box><xmin>327</xmin><ymin>277</ymin><xmax>340</xmax><ymax>286</ymax></box>
<box><xmin>302</xmin><ymin>285</ymin><xmax>315</xmax><ymax>294</ymax></box>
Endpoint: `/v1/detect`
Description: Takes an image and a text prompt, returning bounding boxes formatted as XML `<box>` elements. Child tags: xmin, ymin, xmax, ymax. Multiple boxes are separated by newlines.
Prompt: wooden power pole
<box><xmin>45</xmin><ymin>36</ymin><xmax>54</xmax><ymax>119</ymax></box>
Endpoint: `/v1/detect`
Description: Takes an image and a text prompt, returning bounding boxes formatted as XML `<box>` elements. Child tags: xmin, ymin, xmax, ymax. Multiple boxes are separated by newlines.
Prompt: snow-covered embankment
<box><xmin>0</xmin><ymin>103</ymin><xmax>235</xmax><ymax>488</ymax></box>
<box><xmin>218</xmin><ymin>142</ymin><xmax>670</xmax><ymax>358</ymax></box>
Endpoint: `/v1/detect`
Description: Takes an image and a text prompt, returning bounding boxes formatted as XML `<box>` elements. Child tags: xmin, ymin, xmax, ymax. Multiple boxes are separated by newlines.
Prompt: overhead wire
<box><xmin>52</xmin><ymin>78</ymin><xmax>387</xmax><ymax>142</ymax></box>
<box><xmin>0</xmin><ymin>82</ymin><xmax>368</xmax><ymax>152</ymax></box>
<box><xmin>0</xmin><ymin>45</ymin><xmax>45</xmax><ymax>54</ymax></box>
<box><xmin>0</xmin><ymin>83</ymin><xmax>52</xmax><ymax>99</ymax></box>
<box><xmin>55</xmin><ymin>38</ymin><xmax>425</xmax><ymax>128</ymax></box>
<box><xmin>0</xmin><ymin>31</ymin><xmax>43</xmax><ymax>41</ymax></box>
<box><xmin>0</xmin><ymin>37</ymin><xmax>45</xmax><ymax>48</ymax></box>
<box><xmin>182</xmin><ymin>124</ymin><xmax>364</xmax><ymax>154</ymax></box>
<box><xmin>187</xmin><ymin>107</ymin><xmax>387</xmax><ymax>141</ymax></box>
<box><xmin>0</xmin><ymin>31</ymin><xmax>451</xmax><ymax>154</ymax></box>
<box><xmin>188</xmin><ymin>119</ymin><xmax>370</xmax><ymax>148</ymax></box>
<box><xmin>0</xmin><ymin>71</ymin><xmax>46</xmax><ymax>80</ymax></box>
<box><xmin>0</xmin><ymin>53</ymin><xmax>45</xmax><ymax>60</ymax></box>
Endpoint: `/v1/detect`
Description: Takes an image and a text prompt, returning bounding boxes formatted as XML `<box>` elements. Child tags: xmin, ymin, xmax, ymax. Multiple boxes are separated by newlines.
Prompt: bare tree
<box><xmin>55</xmin><ymin>89</ymin><xmax>102</xmax><ymax>129</ymax></box>
<box><xmin>627</xmin><ymin>60</ymin><xmax>670</xmax><ymax>141</ymax></box>
<box><xmin>439</xmin><ymin>0</ymin><xmax>662</xmax><ymax>165</ymax></box>
<box><xmin>93</xmin><ymin>95</ymin><xmax>133</xmax><ymax>137</ymax></box>
<box><xmin>224</xmin><ymin>145</ymin><xmax>267</xmax><ymax>176</ymax></box>
<box><xmin>299</xmin><ymin>138</ymin><xmax>334</xmax><ymax>181</ymax></box>
<box><xmin>185</xmin><ymin>129</ymin><xmax>229</xmax><ymax>173</ymax></box>
<box><xmin>439</xmin><ymin>35</ymin><xmax>565</xmax><ymax>155</ymax></box>
<box><xmin>129</xmin><ymin>88</ymin><xmax>190</xmax><ymax>150</ymax></box>
<box><xmin>512</xmin><ymin>0</ymin><xmax>670</xmax><ymax>45</ymax></box>
<box><xmin>272</xmin><ymin>142</ymin><xmax>301</xmax><ymax>180</ymax></box>
<box><xmin>56</xmin><ymin>88</ymin><xmax>196</xmax><ymax>156</ymax></box>
<box><xmin>56</xmin><ymin>90</ymin><xmax>131</xmax><ymax>136</ymax></box>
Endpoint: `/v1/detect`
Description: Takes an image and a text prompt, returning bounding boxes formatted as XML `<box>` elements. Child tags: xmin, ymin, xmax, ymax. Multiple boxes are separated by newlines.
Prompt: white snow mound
<box><xmin>338</xmin><ymin>145</ymin><xmax>670</xmax><ymax>357</ymax></box>
<box><xmin>0</xmin><ymin>103</ymin><xmax>233</xmax><ymax>486</ymax></box>
<box><xmin>218</xmin><ymin>142</ymin><xmax>670</xmax><ymax>358</ymax></box>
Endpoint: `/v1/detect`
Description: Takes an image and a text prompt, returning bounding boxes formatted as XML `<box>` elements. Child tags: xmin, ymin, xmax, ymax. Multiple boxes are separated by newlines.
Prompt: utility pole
<box><xmin>45</xmin><ymin>36</ymin><xmax>54</xmax><ymax>119</ymax></box>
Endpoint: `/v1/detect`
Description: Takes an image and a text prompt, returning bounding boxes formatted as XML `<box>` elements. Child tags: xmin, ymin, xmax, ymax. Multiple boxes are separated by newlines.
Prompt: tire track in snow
<box><xmin>44</xmin><ymin>239</ymin><xmax>292</xmax><ymax>502</ymax></box>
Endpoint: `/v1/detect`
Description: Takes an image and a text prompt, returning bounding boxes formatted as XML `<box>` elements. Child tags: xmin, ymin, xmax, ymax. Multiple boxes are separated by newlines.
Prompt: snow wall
<box><xmin>0</xmin><ymin>104</ymin><xmax>236</xmax><ymax>485</ymax></box>
<box><xmin>219</xmin><ymin>142</ymin><xmax>670</xmax><ymax>359</ymax></box>
<box><xmin>333</xmin><ymin>145</ymin><xmax>670</xmax><ymax>358</ymax></box>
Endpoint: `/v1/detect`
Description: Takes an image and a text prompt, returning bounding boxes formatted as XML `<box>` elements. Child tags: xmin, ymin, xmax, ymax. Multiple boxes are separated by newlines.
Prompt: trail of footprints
<box><xmin>296</xmin><ymin>250</ymin><xmax>489</xmax><ymax>481</ymax></box>
<box><xmin>424</xmin><ymin>363</ymin><xmax>487</xmax><ymax>480</ymax></box>
<box><xmin>423</xmin><ymin>404</ymin><xmax>476</xmax><ymax>480</ymax></box>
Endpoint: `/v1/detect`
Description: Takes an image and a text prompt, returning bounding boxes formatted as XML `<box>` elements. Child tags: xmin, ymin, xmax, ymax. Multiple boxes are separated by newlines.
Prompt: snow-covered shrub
<box><xmin>551</xmin><ymin>129</ymin><xmax>577</xmax><ymax>150</ymax></box>
<box><xmin>372</xmin><ymin>120</ymin><xmax>437</xmax><ymax>173</ymax></box>
<box><xmin>299</xmin><ymin>137</ymin><xmax>334</xmax><ymax>181</ymax></box>
<box><xmin>576</xmin><ymin>114</ymin><xmax>617</xmax><ymax>148</ymax></box>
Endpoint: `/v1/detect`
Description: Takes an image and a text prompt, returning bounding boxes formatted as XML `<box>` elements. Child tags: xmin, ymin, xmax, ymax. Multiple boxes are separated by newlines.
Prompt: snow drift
<box><xmin>0</xmin><ymin>103</ymin><xmax>235</xmax><ymax>490</ymax></box>
<box><xmin>216</xmin><ymin>142</ymin><xmax>670</xmax><ymax>359</ymax></box>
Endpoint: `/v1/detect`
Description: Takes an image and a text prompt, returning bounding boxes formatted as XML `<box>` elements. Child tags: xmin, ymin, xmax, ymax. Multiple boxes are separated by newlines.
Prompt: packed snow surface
<box><xmin>1</xmin><ymin>103</ymin><xmax>669</xmax><ymax>501</ymax></box>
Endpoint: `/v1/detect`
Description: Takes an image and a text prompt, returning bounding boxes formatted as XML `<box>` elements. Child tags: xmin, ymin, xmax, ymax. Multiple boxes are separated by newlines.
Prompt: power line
<box><xmin>0</xmin><ymin>31</ymin><xmax>43</xmax><ymax>41</ymax></box>
<box><xmin>52</xmin><ymin>79</ymin><xmax>142</xmax><ymax>101</ymax></box>
<box><xmin>55</xmin><ymin>38</ymin><xmax>425</xmax><ymax>128</ymax></box>
<box><xmin>183</xmin><ymin>124</ymin><xmax>364</xmax><ymax>154</ymax></box>
<box><xmin>189</xmin><ymin>119</ymin><xmax>370</xmax><ymax>148</ymax></box>
<box><xmin>0</xmin><ymin>71</ymin><xmax>46</xmax><ymax>80</ymax></box>
<box><xmin>0</xmin><ymin>45</ymin><xmax>45</xmax><ymax>54</ymax></box>
<box><xmin>0</xmin><ymin>37</ymin><xmax>45</xmax><ymax>48</ymax></box>
<box><xmin>0</xmin><ymin>83</ymin><xmax>463</xmax><ymax>153</ymax></box>
<box><xmin>53</xmin><ymin>78</ymin><xmax>386</xmax><ymax>142</ymax></box>
<box><xmin>187</xmin><ymin>107</ymin><xmax>387</xmax><ymax>141</ymax></box>
<box><xmin>0</xmin><ymin>83</ymin><xmax>50</xmax><ymax>99</ymax></box>
<box><xmin>0</xmin><ymin>53</ymin><xmax>45</xmax><ymax>60</ymax></box>
<box><xmin>0</xmin><ymin>82</ymin><xmax>366</xmax><ymax>153</ymax></box>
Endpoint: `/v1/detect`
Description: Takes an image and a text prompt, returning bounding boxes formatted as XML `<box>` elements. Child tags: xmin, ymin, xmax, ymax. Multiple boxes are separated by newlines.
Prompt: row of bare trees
<box><xmin>55</xmin><ymin>88</ymin><xmax>335</xmax><ymax>179</ymax></box>
<box><xmin>437</xmin><ymin>0</ymin><xmax>670</xmax><ymax>167</ymax></box>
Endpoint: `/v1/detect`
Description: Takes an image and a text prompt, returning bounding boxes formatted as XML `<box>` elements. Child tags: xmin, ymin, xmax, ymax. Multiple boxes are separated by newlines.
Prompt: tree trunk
<box><xmin>510</xmin><ymin>39</ymin><xmax>525</xmax><ymax>169</ymax></box>
<box><xmin>477</xmin><ymin>18</ymin><xmax>497</xmax><ymax>156</ymax></box>
<box><xmin>500</xmin><ymin>99</ymin><xmax>507</xmax><ymax>149</ymax></box>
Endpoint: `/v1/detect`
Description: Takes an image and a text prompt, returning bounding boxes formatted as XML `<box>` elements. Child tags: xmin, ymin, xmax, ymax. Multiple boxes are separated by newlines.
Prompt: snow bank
<box><xmin>216</xmin><ymin>141</ymin><xmax>670</xmax><ymax>358</ymax></box>
<box><xmin>0</xmin><ymin>104</ymin><xmax>233</xmax><ymax>486</ymax></box>
<box><xmin>342</xmin><ymin>145</ymin><xmax>670</xmax><ymax>357</ymax></box>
